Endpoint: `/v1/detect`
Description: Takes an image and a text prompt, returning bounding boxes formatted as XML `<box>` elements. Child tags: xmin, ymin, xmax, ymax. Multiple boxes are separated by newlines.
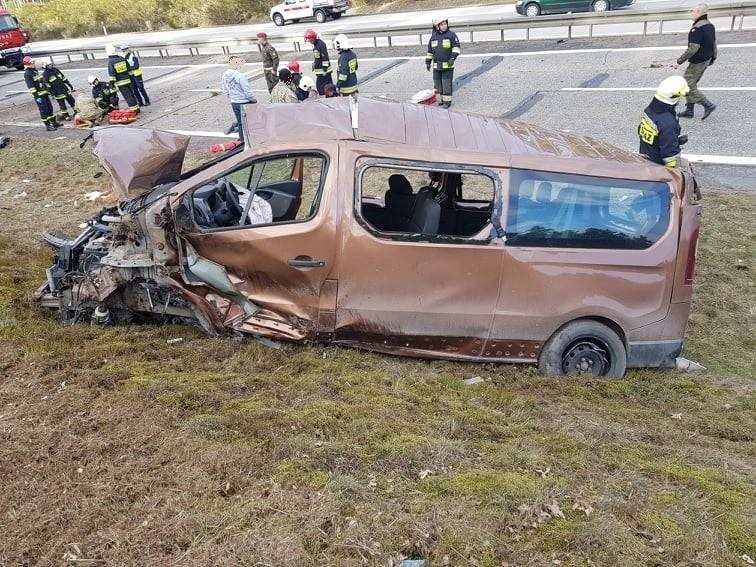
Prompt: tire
<box><xmin>591</xmin><ymin>0</ymin><xmax>610</xmax><ymax>11</ymax></box>
<box><xmin>524</xmin><ymin>3</ymin><xmax>541</xmax><ymax>16</ymax></box>
<box><xmin>538</xmin><ymin>320</ymin><xmax>627</xmax><ymax>379</ymax></box>
<box><xmin>314</xmin><ymin>9</ymin><xmax>327</xmax><ymax>23</ymax></box>
<box><xmin>272</xmin><ymin>12</ymin><xmax>285</xmax><ymax>26</ymax></box>
<box><xmin>331</xmin><ymin>12</ymin><xmax>343</xmax><ymax>19</ymax></box>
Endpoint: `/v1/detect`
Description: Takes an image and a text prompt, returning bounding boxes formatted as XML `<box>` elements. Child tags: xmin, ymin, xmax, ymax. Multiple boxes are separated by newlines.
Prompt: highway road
<box><xmin>2</xmin><ymin>33</ymin><xmax>754</xmax><ymax>187</ymax></box>
<box><xmin>25</xmin><ymin>0</ymin><xmax>751</xmax><ymax>55</ymax></box>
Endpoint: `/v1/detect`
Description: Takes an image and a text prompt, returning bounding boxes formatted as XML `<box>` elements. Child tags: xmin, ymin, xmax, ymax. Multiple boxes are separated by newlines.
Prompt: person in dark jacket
<box><xmin>105</xmin><ymin>43</ymin><xmax>140</xmax><ymax>113</ymax></box>
<box><xmin>88</xmin><ymin>75</ymin><xmax>118</xmax><ymax>111</ymax></box>
<box><xmin>22</xmin><ymin>57</ymin><xmax>60</xmax><ymax>131</ymax></box>
<box><xmin>675</xmin><ymin>3</ymin><xmax>717</xmax><ymax>119</ymax></box>
<box><xmin>42</xmin><ymin>62</ymin><xmax>75</xmax><ymax>120</ymax></box>
<box><xmin>304</xmin><ymin>28</ymin><xmax>334</xmax><ymax>95</ymax></box>
<box><xmin>121</xmin><ymin>45</ymin><xmax>150</xmax><ymax>106</ymax></box>
<box><xmin>638</xmin><ymin>76</ymin><xmax>690</xmax><ymax>168</ymax></box>
<box><xmin>334</xmin><ymin>34</ymin><xmax>358</xmax><ymax>96</ymax></box>
<box><xmin>426</xmin><ymin>16</ymin><xmax>461</xmax><ymax>108</ymax></box>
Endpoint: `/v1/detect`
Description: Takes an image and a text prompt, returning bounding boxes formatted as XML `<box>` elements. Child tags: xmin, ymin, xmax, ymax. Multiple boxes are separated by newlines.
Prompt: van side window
<box><xmin>357</xmin><ymin>163</ymin><xmax>496</xmax><ymax>241</ymax></box>
<box><xmin>506</xmin><ymin>170</ymin><xmax>670</xmax><ymax>249</ymax></box>
<box><xmin>190</xmin><ymin>153</ymin><xmax>326</xmax><ymax>231</ymax></box>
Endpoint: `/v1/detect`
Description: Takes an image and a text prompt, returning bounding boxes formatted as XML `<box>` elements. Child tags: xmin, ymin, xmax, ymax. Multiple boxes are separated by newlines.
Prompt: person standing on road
<box><xmin>221</xmin><ymin>55</ymin><xmax>257</xmax><ymax>141</ymax></box>
<box><xmin>23</xmin><ymin>57</ymin><xmax>60</xmax><ymax>131</ymax></box>
<box><xmin>638</xmin><ymin>76</ymin><xmax>690</xmax><ymax>168</ymax></box>
<box><xmin>106</xmin><ymin>43</ymin><xmax>140</xmax><ymax>113</ymax></box>
<box><xmin>121</xmin><ymin>45</ymin><xmax>151</xmax><ymax>107</ymax></box>
<box><xmin>675</xmin><ymin>3</ymin><xmax>717</xmax><ymax>120</ymax></box>
<box><xmin>42</xmin><ymin>62</ymin><xmax>76</xmax><ymax>121</ymax></box>
<box><xmin>257</xmin><ymin>32</ymin><xmax>279</xmax><ymax>93</ymax></box>
<box><xmin>334</xmin><ymin>34</ymin><xmax>358</xmax><ymax>97</ymax></box>
<box><xmin>304</xmin><ymin>29</ymin><xmax>334</xmax><ymax>95</ymax></box>
<box><xmin>270</xmin><ymin>68</ymin><xmax>299</xmax><ymax>103</ymax></box>
<box><xmin>426</xmin><ymin>16</ymin><xmax>461</xmax><ymax>108</ymax></box>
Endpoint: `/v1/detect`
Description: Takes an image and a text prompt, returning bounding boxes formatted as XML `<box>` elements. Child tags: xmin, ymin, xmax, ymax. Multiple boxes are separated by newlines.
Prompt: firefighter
<box><xmin>42</xmin><ymin>62</ymin><xmax>75</xmax><ymax>121</ymax></box>
<box><xmin>106</xmin><ymin>43</ymin><xmax>139</xmax><ymax>113</ymax></box>
<box><xmin>334</xmin><ymin>34</ymin><xmax>358</xmax><ymax>97</ymax></box>
<box><xmin>426</xmin><ymin>16</ymin><xmax>461</xmax><ymax>108</ymax></box>
<box><xmin>23</xmin><ymin>57</ymin><xmax>60</xmax><ymax>131</ymax></box>
<box><xmin>257</xmin><ymin>32</ymin><xmax>279</xmax><ymax>93</ymax></box>
<box><xmin>270</xmin><ymin>68</ymin><xmax>299</xmax><ymax>103</ymax></box>
<box><xmin>88</xmin><ymin>75</ymin><xmax>118</xmax><ymax>111</ymax></box>
<box><xmin>675</xmin><ymin>3</ymin><xmax>717</xmax><ymax>119</ymax></box>
<box><xmin>638</xmin><ymin>76</ymin><xmax>690</xmax><ymax>168</ymax></box>
<box><xmin>288</xmin><ymin>60</ymin><xmax>302</xmax><ymax>89</ymax></box>
<box><xmin>121</xmin><ymin>45</ymin><xmax>150</xmax><ymax>107</ymax></box>
<box><xmin>304</xmin><ymin>29</ymin><xmax>334</xmax><ymax>95</ymax></box>
<box><xmin>297</xmin><ymin>76</ymin><xmax>318</xmax><ymax>101</ymax></box>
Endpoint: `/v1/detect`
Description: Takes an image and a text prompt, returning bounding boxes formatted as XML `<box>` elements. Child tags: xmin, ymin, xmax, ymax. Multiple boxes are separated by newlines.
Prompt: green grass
<box><xmin>0</xmin><ymin>138</ymin><xmax>753</xmax><ymax>566</ymax></box>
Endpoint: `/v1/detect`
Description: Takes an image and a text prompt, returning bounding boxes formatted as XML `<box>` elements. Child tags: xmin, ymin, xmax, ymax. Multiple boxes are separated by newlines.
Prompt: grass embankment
<box><xmin>0</xmin><ymin>138</ymin><xmax>754</xmax><ymax>565</ymax></box>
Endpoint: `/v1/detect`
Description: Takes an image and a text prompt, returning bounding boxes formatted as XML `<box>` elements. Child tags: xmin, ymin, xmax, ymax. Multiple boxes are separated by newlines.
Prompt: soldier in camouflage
<box><xmin>257</xmin><ymin>32</ymin><xmax>280</xmax><ymax>93</ymax></box>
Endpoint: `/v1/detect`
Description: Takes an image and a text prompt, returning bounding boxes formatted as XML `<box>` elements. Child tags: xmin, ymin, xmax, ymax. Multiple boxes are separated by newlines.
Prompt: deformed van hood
<box><xmin>92</xmin><ymin>127</ymin><xmax>190</xmax><ymax>201</ymax></box>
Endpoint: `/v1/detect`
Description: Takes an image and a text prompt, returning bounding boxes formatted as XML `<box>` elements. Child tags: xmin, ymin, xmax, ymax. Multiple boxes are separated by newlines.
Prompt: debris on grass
<box><xmin>518</xmin><ymin>499</ymin><xmax>565</xmax><ymax>528</ymax></box>
<box><xmin>572</xmin><ymin>500</ymin><xmax>594</xmax><ymax>517</ymax></box>
<box><xmin>463</xmin><ymin>375</ymin><xmax>485</xmax><ymax>386</ymax></box>
<box><xmin>670</xmin><ymin>413</ymin><xmax>683</xmax><ymax>420</ymax></box>
<box><xmin>535</xmin><ymin>467</ymin><xmax>551</xmax><ymax>478</ymax></box>
<box><xmin>675</xmin><ymin>357</ymin><xmax>706</xmax><ymax>372</ymax></box>
<box><xmin>418</xmin><ymin>469</ymin><xmax>433</xmax><ymax>480</ymax></box>
<box><xmin>166</xmin><ymin>337</ymin><xmax>184</xmax><ymax>345</ymax></box>
<box><xmin>741</xmin><ymin>554</ymin><xmax>755</xmax><ymax>565</ymax></box>
<box><xmin>13</xmin><ymin>191</ymin><xmax>27</xmax><ymax>198</ymax></box>
<box><xmin>83</xmin><ymin>191</ymin><xmax>104</xmax><ymax>201</ymax></box>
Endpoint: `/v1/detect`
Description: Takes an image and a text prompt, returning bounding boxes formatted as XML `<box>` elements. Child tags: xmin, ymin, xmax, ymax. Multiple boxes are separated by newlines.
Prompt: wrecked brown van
<box><xmin>36</xmin><ymin>98</ymin><xmax>702</xmax><ymax>378</ymax></box>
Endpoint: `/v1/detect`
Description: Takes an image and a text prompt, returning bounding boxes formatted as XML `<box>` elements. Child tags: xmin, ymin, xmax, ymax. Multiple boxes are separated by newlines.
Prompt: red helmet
<box><xmin>304</xmin><ymin>29</ymin><xmax>317</xmax><ymax>43</ymax></box>
<box><xmin>256</xmin><ymin>31</ymin><xmax>267</xmax><ymax>40</ymax></box>
<box><xmin>287</xmin><ymin>60</ymin><xmax>300</xmax><ymax>73</ymax></box>
<box><xmin>22</xmin><ymin>55</ymin><xmax>33</xmax><ymax>66</ymax></box>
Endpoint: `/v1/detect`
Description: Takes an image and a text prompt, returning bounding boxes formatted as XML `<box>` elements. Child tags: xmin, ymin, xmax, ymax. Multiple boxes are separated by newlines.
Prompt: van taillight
<box><xmin>684</xmin><ymin>228</ymin><xmax>699</xmax><ymax>284</ymax></box>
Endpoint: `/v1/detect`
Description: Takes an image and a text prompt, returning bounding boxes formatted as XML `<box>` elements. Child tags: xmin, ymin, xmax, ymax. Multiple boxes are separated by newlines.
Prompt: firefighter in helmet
<box><xmin>42</xmin><ymin>62</ymin><xmax>75</xmax><ymax>121</ymax></box>
<box><xmin>334</xmin><ymin>34</ymin><xmax>358</xmax><ymax>97</ymax></box>
<box><xmin>106</xmin><ymin>43</ymin><xmax>140</xmax><ymax>113</ymax></box>
<box><xmin>23</xmin><ymin>57</ymin><xmax>61</xmax><ymax>131</ymax></box>
<box><xmin>88</xmin><ymin>75</ymin><xmax>118</xmax><ymax>111</ymax></box>
<box><xmin>121</xmin><ymin>45</ymin><xmax>150</xmax><ymax>106</ymax></box>
<box><xmin>638</xmin><ymin>76</ymin><xmax>690</xmax><ymax>168</ymax></box>
<box><xmin>426</xmin><ymin>16</ymin><xmax>461</xmax><ymax>108</ymax></box>
<box><xmin>304</xmin><ymin>28</ymin><xmax>334</xmax><ymax>95</ymax></box>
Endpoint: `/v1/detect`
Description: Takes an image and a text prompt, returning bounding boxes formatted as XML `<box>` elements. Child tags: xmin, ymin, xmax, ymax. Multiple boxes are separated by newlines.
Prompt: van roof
<box><xmin>245</xmin><ymin>96</ymin><xmax>646</xmax><ymax>165</ymax></box>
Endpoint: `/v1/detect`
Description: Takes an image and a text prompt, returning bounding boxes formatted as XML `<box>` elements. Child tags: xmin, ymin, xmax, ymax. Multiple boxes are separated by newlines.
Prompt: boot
<box><xmin>45</xmin><ymin>122</ymin><xmax>56</xmax><ymax>132</ymax></box>
<box><xmin>677</xmin><ymin>103</ymin><xmax>694</xmax><ymax>118</ymax></box>
<box><xmin>52</xmin><ymin>121</ymin><xmax>63</xmax><ymax>129</ymax></box>
<box><xmin>701</xmin><ymin>101</ymin><xmax>717</xmax><ymax>120</ymax></box>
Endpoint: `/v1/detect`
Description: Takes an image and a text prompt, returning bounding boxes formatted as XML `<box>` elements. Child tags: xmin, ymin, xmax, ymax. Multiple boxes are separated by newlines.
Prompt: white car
<box><xmin>270</xmin><ymin>0</ymin><xmax>350</xmax><ymax>26</ymax></box>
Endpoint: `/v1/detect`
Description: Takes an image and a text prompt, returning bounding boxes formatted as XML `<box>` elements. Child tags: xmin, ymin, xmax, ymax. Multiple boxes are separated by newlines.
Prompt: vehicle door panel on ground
<box><xmin>335</xmin><ymin>150</ymin><xmax>505</xmax><ymax>359</ymax></box>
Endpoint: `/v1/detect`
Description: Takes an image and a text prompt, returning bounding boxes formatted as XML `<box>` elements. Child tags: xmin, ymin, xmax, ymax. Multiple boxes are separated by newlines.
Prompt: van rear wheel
<box><xmin>314</xmin><ymin>9</ymin><xmax>327</xmax><ymax>23</ymax></box>
<box><xmin>539</xmin><ymin>320</ymin><xmax>626</xmax><ymax>379</ymax></box>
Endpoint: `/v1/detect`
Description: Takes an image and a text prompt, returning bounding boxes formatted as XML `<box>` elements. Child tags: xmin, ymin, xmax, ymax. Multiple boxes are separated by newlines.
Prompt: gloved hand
<box><xmin>426</xmin><ymin>60</ymin><xmax>431</xmax><ymax>72</ymax></box>
<box><xmin>35</xmin><ymin>97</ymin><xmax>44</xmax><ymax>104</ymax></box>
<box><xmin>678</xmin><ymin>134</ymin><xmax>689</xmax><ymax>146</ymax></box>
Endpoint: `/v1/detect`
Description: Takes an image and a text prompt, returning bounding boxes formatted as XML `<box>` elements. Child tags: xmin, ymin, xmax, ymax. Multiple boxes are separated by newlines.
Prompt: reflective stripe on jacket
<box><xmin>125</xmin><ymin>53</ymin><xmax>144</xmax><ymax>77</ymax></box>
<box><xmin>312</xmin><ymin>38</ymin><xmax>332</xmax><ymax>76</ymax></box>
<box><xmin>427</xmin><ymin>28</ymin><xmax>461</xmax><ymax>71</ymax></box>
<box><xmin>24</xmin><ymin>68</ymin><xmax>49</xmax><ymax>97</ymax></box>
<box><xmin>108</xmin><ymin>55</ymin><xmax>132</xmax><ymax>86</ymax></box>
<box><xmin>336</xmin><ymin>49</ymin><xmax>358</xmax><ymax>93</ymax></box>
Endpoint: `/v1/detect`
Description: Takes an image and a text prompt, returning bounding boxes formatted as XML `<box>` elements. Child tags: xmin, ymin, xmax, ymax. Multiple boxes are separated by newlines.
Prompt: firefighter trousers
<box><xmin>117</xmin><ymin>83</ymin><xmax>140</xmax><ymax>111</ymax></box>
<box><xmin>34</xmin><ymin>96</ymin><xmax>55</xmax><ymax>124</ymax></box>
<box><xmin>132</xmin><ymin>76</ymin><xmax>150</xmax><ymax>106</ymax></box>
<box><xmin>316</xmin><ymin>73</ymin><xmax>333</xmax><ymax>95</ymax></box>
<box><xmin>683</xmin><ymin>61</ymin><xmax>710</xmax><ymax>105</ymax></box>
<box><xmin>433</xmin><ymin>69</ymin><xmax>454</xmax><ymax>104</ymax></box>
<box><xmin>55</xmin><ymin>93</ymin><xmax>76</xmax><ymax>116</ymax></box>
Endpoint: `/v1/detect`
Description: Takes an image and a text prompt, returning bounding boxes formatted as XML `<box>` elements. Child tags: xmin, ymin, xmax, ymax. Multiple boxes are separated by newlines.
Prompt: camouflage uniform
<box><xmin>260</xmin><ymin>42</ymin><xmax>280</xmax><ymax>93</ymax></box>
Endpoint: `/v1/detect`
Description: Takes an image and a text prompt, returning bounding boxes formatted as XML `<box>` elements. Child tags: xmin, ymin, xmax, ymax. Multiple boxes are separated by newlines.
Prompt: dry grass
<box><xmin>0</xmin><ymin>137</ymin><xmax>754</xmax><ymax>566</ymax></box>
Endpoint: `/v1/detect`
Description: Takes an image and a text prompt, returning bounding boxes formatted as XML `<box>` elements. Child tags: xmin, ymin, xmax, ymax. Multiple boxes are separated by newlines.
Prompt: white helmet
<box><xmin>104</xmin><ymin>43</ymin><xmax>117</xmax><ymax>56</ymax></box>
<box><xmin>299</xmin><ymin>75</ymin><xmax>315</xmax><ymax>91</ymax></box>
<box><xmin>87</xmin><ymin>75</ymin><xmax>98</xmax><ymax>85</ymax></box>
<box><xmin>333</xmin><ymin>34</ymin><xmax>350</xmax><ymax>51</ymax></box>
<box><xmin>654</xmin><ymin>75</ymin><xmax>690</xmax><ymax>105</ymax></box>
<box><xmin>432</xmin><ymin>16</ymin><xmax>449</xmax><ymax>29</ymax></box>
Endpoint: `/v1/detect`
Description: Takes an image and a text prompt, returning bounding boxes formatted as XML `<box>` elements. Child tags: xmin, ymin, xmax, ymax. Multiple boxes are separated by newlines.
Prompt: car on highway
<box><xmin>515</xmin><ymin>0</ymin><xmax>634</xmax><ymax>17</ymax></box>
<box><xmin>36</xmin><ymin>98</ymin><xmax>701</xmax><ymax>378</ymax></box>
<box><xmin>270</xmin><ymin>0</ymin><xmax>350</xmax><ymax>26</ymax></box>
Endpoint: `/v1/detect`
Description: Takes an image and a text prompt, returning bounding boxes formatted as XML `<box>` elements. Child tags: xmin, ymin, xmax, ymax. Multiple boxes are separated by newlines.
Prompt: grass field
<box><xmin>0</xmin><ymin>138</ymin><xmax>754</xmax><ymax>566</ymax></box>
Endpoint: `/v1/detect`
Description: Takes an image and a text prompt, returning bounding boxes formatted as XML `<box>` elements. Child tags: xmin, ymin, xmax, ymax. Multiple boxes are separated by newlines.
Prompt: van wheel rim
<box><xmin>526</xmin><ymin>5</ymin><xmax>539</xmax><ymax>15</ymax></box>
<box><xmin>594</xmin><ymin>1</ymin><xmax>608</xmax><ymax>10</ymax></box>
<box><xmin>561</xmin><ymin>340</ymin><xmax>610</xmax><ymax>376</ymax></box>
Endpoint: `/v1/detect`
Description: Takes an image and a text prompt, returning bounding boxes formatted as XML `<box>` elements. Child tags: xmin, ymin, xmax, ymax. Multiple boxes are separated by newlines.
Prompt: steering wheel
<box><xmin>221</xmin><ymin>179</ymin><xmax>244</xmax><ymax>222</ymax></box>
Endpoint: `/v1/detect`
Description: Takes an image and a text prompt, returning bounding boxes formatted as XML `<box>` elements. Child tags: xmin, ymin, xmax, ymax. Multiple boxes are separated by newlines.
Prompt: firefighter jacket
<box><xmin>108</xmin><ymin>55</ymin><xmax>132</xmax><ymax>87</ymax></box>
<box><xmin>125</xmin><ymin>52</ymin><xmax>144</xmax><ymax>77</ymax></box>
<box><xmin>311</xmin><ymin>38</ymin><xmax>332</xmax><ymax>76</ymax></box>
<box><xmin>42</xmin><ymin>66</ymin><xmax>73</xmax><ymax>98</ymax></box>
<box><xmin>678</xmin><ymin>15</ymin><xmax>717</xmax><ymax>65</ymax></box>
<box><xmin>638</xmin><ymin>98</ymin><xmax>682</xmax><ymax>167</ymax></box>
<box><xmin>92</xmin><ymin>81</ymin><xmax>116</xmax><ymax>109</ymax></box>
<box><xmin>261</xmin><ymin>43</ymin><xmax>279</xmax><ymax>73</ymax></box>
<box><xmin>24</xmin><ymin>67</ymin><xmax>49</xmax><ymax>99</ymax></box>
<box><xmin>336</xmin><ymin>49</ymin><xmax>358</xmax><ymax>94</ymax></box>
<box><xmin>426</xmin><ymin>28</ymin><xmax>461</xmax><ymax>71</ymax></box>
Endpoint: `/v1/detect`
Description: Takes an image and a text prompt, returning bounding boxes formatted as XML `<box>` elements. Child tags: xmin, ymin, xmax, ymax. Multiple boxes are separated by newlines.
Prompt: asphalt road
<box><xmin>1</xmin><ymin>33</ymin><xmax>755</xmax><ymax>188</ymax></box>
<box><xmin>25</xmin><ymin>0</ymin><xmax>751</xmax><ymax>55</ymax></box>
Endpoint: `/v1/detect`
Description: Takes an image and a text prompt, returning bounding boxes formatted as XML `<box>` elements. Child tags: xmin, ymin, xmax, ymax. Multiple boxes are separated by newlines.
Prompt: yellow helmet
<box><xmin>654</xmin><ymin>75</ymin><xmax>690</xmax><ymax>105</ymax></box>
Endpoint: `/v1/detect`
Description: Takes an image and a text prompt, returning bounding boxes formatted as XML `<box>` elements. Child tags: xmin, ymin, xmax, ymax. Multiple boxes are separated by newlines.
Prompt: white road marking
<box><xmin>562</xmin><ymin>87</ymin><xmax>756</xmax><ymax>91</ymax></box>
<box><xmin>683</xmin><ymin>154</ymin><xmax>756</xmax><ymax>166</ymax></box>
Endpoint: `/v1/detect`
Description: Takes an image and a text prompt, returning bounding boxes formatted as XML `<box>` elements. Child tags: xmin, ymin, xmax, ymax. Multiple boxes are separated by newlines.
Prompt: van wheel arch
<box><xmin>539</xmin><ymin>317</ymin><xmax>627</xmax><ymax>379</ymax></box>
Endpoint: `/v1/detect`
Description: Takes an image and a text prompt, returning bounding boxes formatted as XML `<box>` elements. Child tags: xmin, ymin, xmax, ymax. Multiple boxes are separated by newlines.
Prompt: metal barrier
<box><xmin>32</xmin><ymin>1</ymin><xmax>756</xmax><ymax>62</ymax></box>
